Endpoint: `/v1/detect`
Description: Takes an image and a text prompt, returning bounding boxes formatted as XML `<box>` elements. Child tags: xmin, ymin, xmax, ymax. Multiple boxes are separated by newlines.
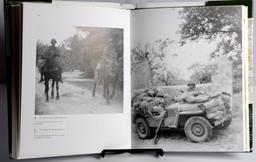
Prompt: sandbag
<box><xmin>135</xmin><ymin>92</ymin><xmax>147</xmax><ymax>100</ymax></box>
<box><xmin>146</xmin><ymin>101</ymin><xmax>155</xmax><ymax>111</ymax></box>
<box><xmin>221</xmin><ymin>93</ymin><xmax>231</xmax><ymax>104</ymax></box>
<box><xmin>133</xmin><ymin>101</ymin><xmax>141</xmax><ymax>108</ymax></box>
<box><xmin>203</xmin><ymin>98</ymin><xmax>219</xmax><ymax>109</ymax></box>
<box><xmin>139</xmin><ymin>100</ymin><xmax>148</xmax><ymax>109</ymax></box>
<box><xmin>203</xmin><ymin>94</ymin><xmax>232</xmax><ymax>127</ymax></box>
<box><xmin>156</xmin><ymin>92</ymin><xmax>165</xmax><ymax>97</ymax></box>
<box><xmin>147</xmin><ymin>89</ymin><xmax>155</xmax><ymax>96</ymax></box>
<box><xmin>143</xmin><ymin>96</ymin><xmax>153</xmax><ymax>102</ymax></box>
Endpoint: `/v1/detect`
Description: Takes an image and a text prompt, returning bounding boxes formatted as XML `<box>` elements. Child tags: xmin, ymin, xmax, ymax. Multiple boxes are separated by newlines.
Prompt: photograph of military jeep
<box><xmin>130</xmin><ymin>5</ymin><xmax>245</xmax><ymax>151</ymax></box>
<box><xmin>132</xmin><ymin>87</ymin><xmax>232</xmax><ymax>143</ymax></box>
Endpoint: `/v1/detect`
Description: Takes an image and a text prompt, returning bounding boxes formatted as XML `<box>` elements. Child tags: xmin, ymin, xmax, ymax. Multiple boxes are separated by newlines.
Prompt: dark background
<box><xmin>0</xmin><ymin>0</ymin><xmax>5</xmax><ymax>83</ymax></box>
<box><xmin>0</xmin><ymin>0</ymin><xmax>255</xmax><ymax>162</ymax></box>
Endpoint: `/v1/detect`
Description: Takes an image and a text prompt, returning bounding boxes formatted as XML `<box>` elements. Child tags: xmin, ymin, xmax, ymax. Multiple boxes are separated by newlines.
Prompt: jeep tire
<box><xmin>135</xmin><ymin>117</ymin><xmax>151</xmax><ymax>139</ymax></box>
<box><xmin>184</xmin><ymin>116</ymin><xmax>213</xmax><ymax>142</ymax></box>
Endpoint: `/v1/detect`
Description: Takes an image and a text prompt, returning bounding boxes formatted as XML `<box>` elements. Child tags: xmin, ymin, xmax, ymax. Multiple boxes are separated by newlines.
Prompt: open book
<box><xmin>5</xmin><ymin>0</ymin><xmax>252</xmax><ymax>159</ymax></box>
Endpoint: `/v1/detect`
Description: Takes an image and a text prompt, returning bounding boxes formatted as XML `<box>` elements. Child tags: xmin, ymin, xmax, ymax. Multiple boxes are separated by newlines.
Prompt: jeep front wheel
<box><xmin>135</xmin><ymin>117</ymin><xmax>151</xmax><ymax>139</ymax></box>
<box><xmin>184</xmin><ymin>116</ymin><xmax>213</xmax><ymax>142</ymax></box>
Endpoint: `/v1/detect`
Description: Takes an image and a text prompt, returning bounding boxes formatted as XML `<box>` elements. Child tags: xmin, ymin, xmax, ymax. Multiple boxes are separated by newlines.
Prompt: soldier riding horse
<box><xmin>92</xmin><ymin>40</ymin><xmax>121</xmax><ymax>104</ymax></box>
<box><xmin>39</xmin><ymin>39</ymin><xmax>63</xmax><ymax>102</ymax></box>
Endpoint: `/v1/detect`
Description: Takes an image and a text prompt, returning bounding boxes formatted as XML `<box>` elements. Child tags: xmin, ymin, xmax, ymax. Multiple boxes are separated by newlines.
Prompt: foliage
<box><xmin>179</xmin><ymin>6</ymin><xmax>242</xmax><ymax>61</ymax></box>
<box><xmin>179</xmin><ymin>6</ymin><xmax>243</xmax><ymax>92</ymax></box>
<box><xmin>233</xmin><ymin>63</ymin><xmax>243</xmax><ymax>93</ymax></box>
<box><xmin>36</xmin><ymin>27</ymin><xmax>123</xmax><ymax>79</ymax></box>
<box><xmin>131</xmin><ymin>39</ymin><xmax>186</xmax><ymax>86</ymax></box>
<box><xmin>36</xmin><ymin>41</ymin><xmax>49</xmax><ymax>63</ymax></box>
<box><xmin>188</xmin><ymin>63</ymin><xmax>217</xmax><ymax>84</ymax></box>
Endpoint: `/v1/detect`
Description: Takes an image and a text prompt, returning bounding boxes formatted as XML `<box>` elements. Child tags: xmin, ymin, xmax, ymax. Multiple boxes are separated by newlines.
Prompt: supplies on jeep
<box><xmin>132</xmin><ymin>88</ymin><xmax>170</xmax><ymax>116</ymax></box>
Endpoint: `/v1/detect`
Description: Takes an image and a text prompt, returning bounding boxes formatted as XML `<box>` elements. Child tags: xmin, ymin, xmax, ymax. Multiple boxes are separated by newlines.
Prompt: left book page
<box><xmin>18</xmin><ymin>2</ymin><xmax>131</xmax><ymax>159</ymax></box>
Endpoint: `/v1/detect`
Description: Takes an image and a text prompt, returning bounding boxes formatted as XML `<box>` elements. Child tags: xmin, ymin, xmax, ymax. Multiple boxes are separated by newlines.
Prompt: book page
<box><xmin>131</xmin><ymin>6</ymin><xmax>247</xmax><ymax>152</ymax></box>
<box><xmin>247</xmin><ymin>18</ymin><xmax>253</xmax><ymax>151</ymax></box>
<box><xmin>19</xmin><ymin>2</ymin><xmax>131</xmax><ymax>159</ymax></box>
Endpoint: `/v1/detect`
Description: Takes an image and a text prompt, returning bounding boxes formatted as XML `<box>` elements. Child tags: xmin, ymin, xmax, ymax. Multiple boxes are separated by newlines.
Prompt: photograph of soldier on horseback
<box><xmin>35</xmin><ymin>25</ymin><xmax>123</xmax><ymax>115</ymax></box>
<box><xmin>38</xmin><ymin>38</ymin><xmax>63</xmax><ymax>102</ymax></box>
<box><xmin>92</xmin><ymin>38</ymin><xmax>123</xmax><ymax>104</ymax></box>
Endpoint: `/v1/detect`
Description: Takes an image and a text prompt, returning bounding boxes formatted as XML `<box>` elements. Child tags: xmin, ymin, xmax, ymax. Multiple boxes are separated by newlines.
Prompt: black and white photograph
<box><xmin>35</xmin><ymin>25</ymin><xmax>124</xmax><ymax>115</ymax></box>
<box><xmin>131</xmin><ymin>6</ymin><xmax>245</xmax><ymax>151</ymax></box>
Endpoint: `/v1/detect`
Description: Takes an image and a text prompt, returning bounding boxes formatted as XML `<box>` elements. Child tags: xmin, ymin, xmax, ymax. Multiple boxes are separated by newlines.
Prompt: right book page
<box><xmin>130</xmin><ymin>5</ymin><xmax>249</xmax><ymax>152</ymax></box>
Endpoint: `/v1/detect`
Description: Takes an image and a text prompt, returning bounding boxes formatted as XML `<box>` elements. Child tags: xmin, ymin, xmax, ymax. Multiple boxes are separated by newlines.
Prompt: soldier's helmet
<box><xmin>187</xmin><ymin>82</ymin><xmax>196</xmax><ymax>87</ymax></box>
<box><xmin>51</xmin><ymin>38</ymin><xmax>57</xmax><ymax>45</ymax></box>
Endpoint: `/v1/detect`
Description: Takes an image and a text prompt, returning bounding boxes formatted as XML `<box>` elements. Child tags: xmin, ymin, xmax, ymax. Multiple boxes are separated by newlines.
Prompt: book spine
<box><xmin>4</xmin><ymin>3</ymin><xmax>12</xmax><ymax>157</ymax></box>
<box><xmin>5</xmin><ymin>6</ymin><xmax>10</xmax><ymax>58</ymax></box>
<box><xmin>4</xmin><ymin>2</ymin><xmax>23</xmax><ymax>159</ymax></box>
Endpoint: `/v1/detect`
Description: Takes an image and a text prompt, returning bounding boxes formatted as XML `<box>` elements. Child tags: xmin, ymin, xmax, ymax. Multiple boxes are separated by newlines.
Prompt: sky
<box><xmin>36</xmin><ymin>8</ymin><xmax>220</xmax><ymax>81</ymax></box>
<box><xmin>132</xmin><ymin>8</ymin><xmax>218</xmax><ymax>80</ymax></box>
<box><xmin>36</xmin><ymin>25</ymin><xmax>79</xmax><ymax>46</ymax></box>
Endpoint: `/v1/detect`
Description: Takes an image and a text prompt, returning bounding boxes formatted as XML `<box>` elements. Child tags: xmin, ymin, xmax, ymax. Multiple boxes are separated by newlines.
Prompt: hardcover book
<box><xmin>5</xmin><ymin>0</ymin><xmax>252</xmax><ymax>159</ymax></box>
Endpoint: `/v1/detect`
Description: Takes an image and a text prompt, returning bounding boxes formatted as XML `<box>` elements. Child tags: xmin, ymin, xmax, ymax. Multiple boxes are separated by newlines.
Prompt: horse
<box><xmin>92</xmin><ymin>55</ymin><xmax>121</xmax><ymax>104</ymax></box>
<box><xmin>43</xmin><ymin>57</ymin><xmax>62</xmax><ymax>102</ymax></box>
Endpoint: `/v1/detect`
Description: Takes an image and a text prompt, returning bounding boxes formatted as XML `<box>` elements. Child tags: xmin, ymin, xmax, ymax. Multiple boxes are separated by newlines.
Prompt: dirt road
<box><xmin>35</xmin><ymin>71</ymin><xmax>123</xmax><ymax>115</ymax></box>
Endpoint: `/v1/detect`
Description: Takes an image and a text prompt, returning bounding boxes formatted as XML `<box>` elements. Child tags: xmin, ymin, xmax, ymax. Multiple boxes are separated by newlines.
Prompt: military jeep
<box><xmin>132</xmin><ymin>89</ymin><xmax>232</xmax><ymax>143</ymax></box>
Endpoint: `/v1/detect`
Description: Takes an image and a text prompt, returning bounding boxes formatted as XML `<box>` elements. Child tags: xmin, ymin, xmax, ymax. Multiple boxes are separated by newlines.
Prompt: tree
<box><xmin>188</xmin><ymin>63</ymin><xmax>217</xmax><ymax>84</ymax></box>
<box><xmin>63</xmin><ymin>27</ymin><xmax>123</xmax><ymax>78</ymax></box>
<box><xmin>36</xmin><ymin>40</ymin><xmax>49</xmax><ymax>64</ymax></box>
<box><xmin>58</xmin><ymin>43</ymin><xmax>72</xmax><ymax>72</ymax></box>
<box><xmin>179</xmin><ymin>6</ymin><xmax>242</xmax><ymax>62</ymax></box>
<box><xmin>131</xmin><ymin>38</ymin><xmax>185</xmax><ymax>86</ymax></box>
<box><xmin>179</xmin><ymin>6</ymin><xmax>242</xmax><ymax>92</ymax></box>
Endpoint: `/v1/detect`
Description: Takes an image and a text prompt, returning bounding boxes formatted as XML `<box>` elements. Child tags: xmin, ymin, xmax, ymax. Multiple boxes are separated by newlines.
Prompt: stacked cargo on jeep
<box><xmin>132</xmin><ymin>88</ymin><xmax>232</xmax><ymax>143</ymax></box>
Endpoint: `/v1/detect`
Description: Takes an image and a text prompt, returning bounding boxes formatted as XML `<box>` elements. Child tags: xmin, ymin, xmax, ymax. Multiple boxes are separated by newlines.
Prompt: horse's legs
<box><xmin>56</xmin><ymin>81</ymin><xmax>60</xmax><ymax>99</ymax></box>
<box><xmin>45</xmin><ymin>79</ymin><xmax>49</xmax><ymax>102</ymax></box>
<box><xmin>42</xmin><ymin>73</ymin><xmax>45</xmax><ymax>81</ymax></box>
<box><xmin>105</xmin><ymin>82</ymin><xmax>110</xmax><ymax>104</ymax></box>
<box><xmin>39</xmin><ymin>72</ymin><xmax>43</xmax><ymax>82</ymax></box>
<box><xmin>92</xmin><ymin>80</ymin><xmax>96</xmax><ymax>97</ymax></box>
<box><xmin>103</xmin><ymin>83</ymin><xmax>106</xmax><ymax>97</ymax></box>
<box><xmin>51</xmin><ymin>80</ymin><xmax>55</xmax><ymax>99</ymax></box>
<box><xmin>110</xmin><ymin>79</ymin><xmax>117</xmax><ymax>99</ymax></box>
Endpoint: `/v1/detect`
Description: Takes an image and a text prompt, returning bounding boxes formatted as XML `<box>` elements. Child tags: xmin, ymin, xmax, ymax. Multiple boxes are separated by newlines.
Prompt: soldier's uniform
<box><xmin>185</xmin><ymin>85</ymin><xmax>201</xmax><ymax>96</ymax></box>
<box><xmin>173</xmin><ymin>82</ymin><xmax>205</xmax><ymax>103</ymax></box>
<box><xmin>39</xmin><ymin>39</ymin><xmax>63</xmax><ymax>83</ymax></box>
<box><xmin>44</xmin><ymin>45</ymin><xmax>60</xmax><ymax>60</ymax></box>
<box><xmin>102</xmin><ymin>42</ymin><xmax>118</xmax><ymax>79</ymax></box>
